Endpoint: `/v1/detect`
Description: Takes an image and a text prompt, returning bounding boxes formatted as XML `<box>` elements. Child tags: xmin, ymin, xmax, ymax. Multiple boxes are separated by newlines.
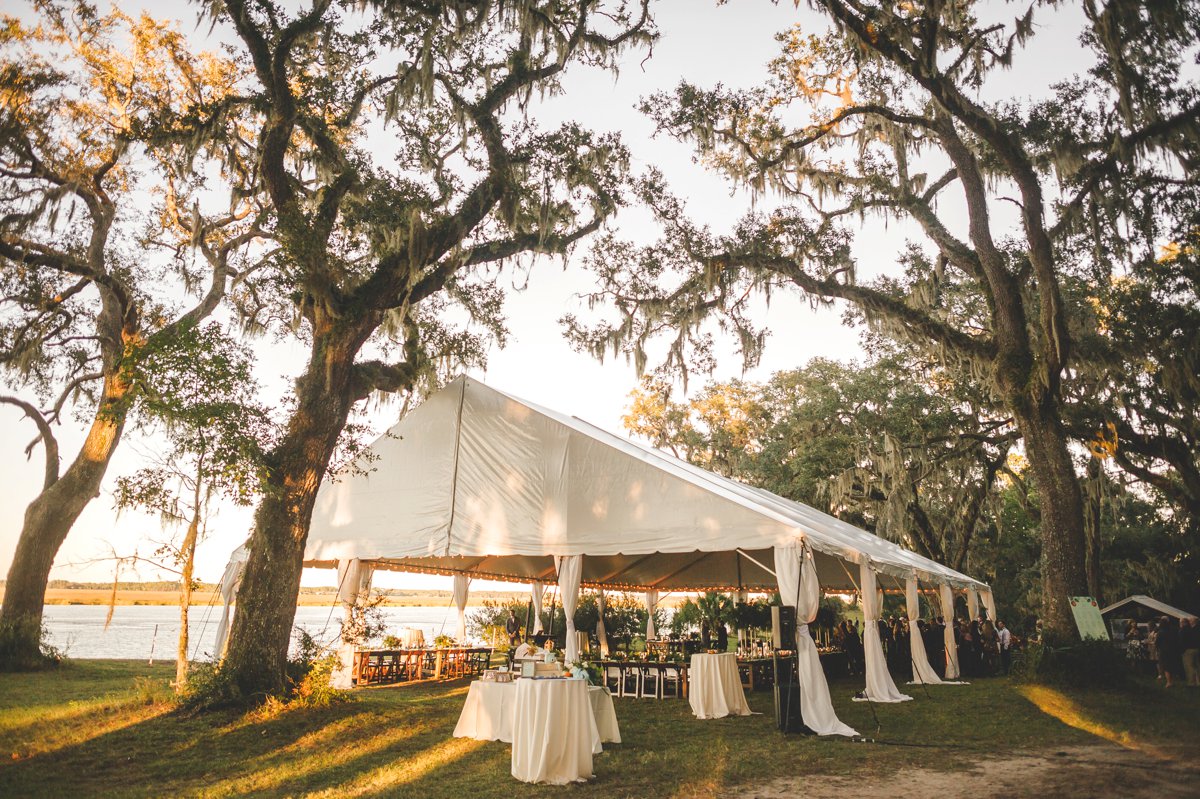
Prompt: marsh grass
<box><xmin>1</xmin><ymin>660</ymin><xmax>1197</xmax><ymax>798</ymax></box>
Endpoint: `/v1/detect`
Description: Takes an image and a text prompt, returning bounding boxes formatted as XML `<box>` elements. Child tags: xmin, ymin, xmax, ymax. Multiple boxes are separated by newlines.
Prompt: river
<box><xmin>40</xmin><ymin>604</ymin><xmax>473</xmax><ymax>661</ymax></box>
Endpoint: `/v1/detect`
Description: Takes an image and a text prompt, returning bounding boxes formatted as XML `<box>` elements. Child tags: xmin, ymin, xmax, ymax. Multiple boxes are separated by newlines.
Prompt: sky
<box><xmin>0</xmin><ymin>0</ymin><xmax>1091</xmax><ymax>592</ymax></box>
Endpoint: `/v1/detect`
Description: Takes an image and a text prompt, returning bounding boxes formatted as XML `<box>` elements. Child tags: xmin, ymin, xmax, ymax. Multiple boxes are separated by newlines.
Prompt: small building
<box><xmin>1100</xmin><ymin>595</ymin><xmax>1197</xmax><ymax>642</ymax></box>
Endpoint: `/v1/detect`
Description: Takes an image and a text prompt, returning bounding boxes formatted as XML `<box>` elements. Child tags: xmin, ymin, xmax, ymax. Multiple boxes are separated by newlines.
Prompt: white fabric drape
<box><xmin>774</xmin><ymin>543</ymin><xmax>857</xmax><ymax>736</ymax></box>
<box><xmin>644</xmin><ymin>590</ymin><xmax>659</xmax><ymax>639</ymax></box>
<box><xmin>213</xmin><ymin>544</ymin><xmax>248</xmax><ymax>659</ymax></box>
<box><xmin>531</xmin><ymin>580</ymin><xmax>545</xmax><ymax>635</ymax></box>
<box><xmin>453</xmin><ymin>573</ymin><xmax>471</xmax><ymax>642</ymax></box>
<box><xmin>981</xmin><ymin>587</ymin><xmax>998</xmax><ymax>623</ymax></box>
<box><xmin>555</xmin><ymin>555</ymin><xmax>583</xmax><ymax>664</ymax></box>
<box><xmin>858</xmin><ymin>562</ymin><xmax>911</xmax><ymax>702</ymax></box>
<box><xmin>332</xmin><ymin>558</ymin><xmax>376</xmax><ymax>689</ymax></box>
<box><xmin>336</xmin><ymin>558</ymin><xmax>375</xmax><ymax>605</ymax></box>
<box><xmin>595</xmin><ymin>589</ymin><xmax>610</xmax><ymax>657</ymax></box>
<box><xmin>906</xmin><ymin>576</ymin><xmax>942</xmax><ymax>685</ymax></box>
<box><xmin>939</xmin><ymin>583</ymin><xmax>961</xmax><ymax>679</ymax></box>
<box><xmin>967</xmin><ymin>586</ymin><xmax>980</xmax><ymax>621</ymax></box>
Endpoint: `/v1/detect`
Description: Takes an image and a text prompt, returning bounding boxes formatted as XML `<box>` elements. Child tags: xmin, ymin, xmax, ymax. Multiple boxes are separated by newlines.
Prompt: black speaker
<box><xmin>772</xmin><ymin>653</ymin><xmax>812</xmax><ymax>734</ymax></box>
<box><xmin>771</xmin><ymin>605</ymin><xmax>796</xmax><ymax>650</ymax></box>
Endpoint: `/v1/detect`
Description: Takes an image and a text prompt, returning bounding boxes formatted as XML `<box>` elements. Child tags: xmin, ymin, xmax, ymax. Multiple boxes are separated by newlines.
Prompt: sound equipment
<box><xmin>771</xmin><ymin>652</ymin><xmax>812</xmax><ymax>734</ymax></box>
<box><xmin>771</xmin><ymin>605</ymin><xmax>797</xmax><ymax>650</ymax></box>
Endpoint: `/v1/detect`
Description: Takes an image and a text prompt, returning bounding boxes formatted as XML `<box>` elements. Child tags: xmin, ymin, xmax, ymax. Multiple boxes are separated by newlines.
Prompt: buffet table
<box><xmin>688</xmin><ymin>652</ymin><xmax>752</xmax><ymax>719</ymax></box>
<box><xmin>510</xmin><ymin>678</ymin><xmax>601</xmax><ymax>784</ymax></box>
<box><xmin>454</xmin><ymin>679</ymin><xmax>619</xmax><ymax>747</ymax></box>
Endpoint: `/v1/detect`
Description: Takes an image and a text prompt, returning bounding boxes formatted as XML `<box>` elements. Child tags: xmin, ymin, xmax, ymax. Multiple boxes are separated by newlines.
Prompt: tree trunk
<box><xmin>176</xmin><ymin>504</ymin><xmax>202</xmax><ymax>691</ymax></box>
<box><xmin>219</xmin><ymin>315</ymin><xmax>377</xmax><ymax>699</ymax></box>
<box><xmin>1084</xmin><ymin>458</ymin><xmax>1104</xmax><ymax>604</ymax></box>
<box><xmin>0</xmin><ymin>376</ymin><xmax>127</xmax><ymax>670</ymax></box>
<box><xmin>1011</xmin><ymin>398</ymin><xmax>1089</xmax><ymax>644</ymax></box>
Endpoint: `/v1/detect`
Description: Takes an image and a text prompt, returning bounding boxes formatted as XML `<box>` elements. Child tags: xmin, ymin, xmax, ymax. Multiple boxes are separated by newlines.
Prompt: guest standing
<box><xmin>997</xmin><ymin>620</ymin><xmax>1012</xmax><ymax>675</ymax></box>
<box><xmin>1180</xmin><ymin>617</ymin><xmax>1199</xmax><ymax>687</ymax></box>
<box><xmin>1156</xmin><ymin>616</ymin><xmax>1182</xmax><ymax>688</ymax></box>
<box><xmin>505</xmin><ymin>609</ymin><xmax>521</xmax><ymax>648</ymax></box>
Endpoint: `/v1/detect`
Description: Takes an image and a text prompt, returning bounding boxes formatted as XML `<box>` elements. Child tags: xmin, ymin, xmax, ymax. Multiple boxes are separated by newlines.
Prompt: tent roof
<box><xmin>1100</xmin><ymin>595</ymin><xmax>1197</xmax><ymax>620</ymax></box>
<box><xmin>305</xmin><ymin>376</ymin><xmax>988</xmax><ymax>592</ymax></box>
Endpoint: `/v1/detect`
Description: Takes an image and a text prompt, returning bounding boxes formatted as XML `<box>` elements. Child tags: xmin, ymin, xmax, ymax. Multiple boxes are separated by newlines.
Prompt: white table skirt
<box><xmin>587</xmin><ymin>685</ymin><xmax>621</xmax><ymax>744</ymax></box>
<box><xmin>511</xmin><ymin>678</ymin><xmax>599</xmax><ymax>784</ymax></box>
<box><xmin>453</xmin><ymin>680</ymin><xmax>618</xmax><ymax>747</ymax></box>
<box><xmin>688</xmin><ymin>653</ymin><xmax>752</xmax><ymax>719</ymax></box>
<box><xmin>452</xmin><ymin>680</ymin><xmax>515</xmax><ymax>742</ymax></box>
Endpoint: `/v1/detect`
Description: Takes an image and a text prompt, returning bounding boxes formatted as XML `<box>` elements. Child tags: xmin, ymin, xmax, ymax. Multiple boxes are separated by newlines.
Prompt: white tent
<box><xmin>307</xmin><ymin>376</ymin><xmax>987</xmax><ymax>591</ymax></box>
<box><xmin>305</xmin><ymin>376</ymin><xmax>989</xmax><ymax>729</ymax></box>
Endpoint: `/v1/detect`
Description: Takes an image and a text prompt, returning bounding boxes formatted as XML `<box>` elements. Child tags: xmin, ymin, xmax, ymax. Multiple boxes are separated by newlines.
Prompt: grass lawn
<box><xmin>1</xmin><ymin>660</ymin><xmax>1197</xmax><ymax>798</ymax></box>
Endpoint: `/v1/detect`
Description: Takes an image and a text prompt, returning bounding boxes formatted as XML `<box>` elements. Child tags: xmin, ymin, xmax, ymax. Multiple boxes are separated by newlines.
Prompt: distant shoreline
<box><xmin>8</xmin><ymin>588</ymin><xmax>527</xmax><ymax>608</ymax></box>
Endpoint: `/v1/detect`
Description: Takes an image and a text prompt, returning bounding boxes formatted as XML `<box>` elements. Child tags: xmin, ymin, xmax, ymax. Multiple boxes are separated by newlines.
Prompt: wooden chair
<box><xmin>610</xmin><ymin>663</ymin><xmax>639</xmax><ymax>697</ymax></box>
<box><xmin>637</xmin><ymin>664</ymin><xmax>663</xmax><ymax>699</ymax></box>
<box><xmin>399</xmin><ymin>650</ymin><xmax>423</xmax><ymax>681</ymax></box>
<box><xmin>660</xmin><ymin>664</ymin><xmax>684</xmax><ymax>698</ymax></box>
<box><xmin>471</xmin><ymin>648</ymin><xmax>492</xmax><ymax>674</ymax></box>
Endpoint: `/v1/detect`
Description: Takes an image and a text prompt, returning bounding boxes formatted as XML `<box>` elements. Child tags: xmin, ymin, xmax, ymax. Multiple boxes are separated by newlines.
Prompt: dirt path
<box><xmin>730</xmin><ymin>744</ymin><xmax>1200</xmax><ymax>799</ymax></box>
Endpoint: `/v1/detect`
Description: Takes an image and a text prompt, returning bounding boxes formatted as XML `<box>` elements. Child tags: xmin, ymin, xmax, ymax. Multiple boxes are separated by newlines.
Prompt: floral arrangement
<box><xmin>569</xmin><ymin>659</ymin><xmax>601</xmax><ymax>684</ymax></box>
<box><xmin>433</xmin><ymin>634</ymin><xmax>454</xmax><ymax>648</ymax></box>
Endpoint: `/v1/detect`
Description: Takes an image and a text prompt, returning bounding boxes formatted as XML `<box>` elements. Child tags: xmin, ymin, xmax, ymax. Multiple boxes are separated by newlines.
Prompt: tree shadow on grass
<box><xmin>0</xmin><ymin>677</ymin><xmax>484</xmax><ymax>798</ymax></box>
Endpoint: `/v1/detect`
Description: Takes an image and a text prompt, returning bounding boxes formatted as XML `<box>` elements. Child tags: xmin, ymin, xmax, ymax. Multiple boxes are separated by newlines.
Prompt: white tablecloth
<box><xmin>511</xmin><ymin>678</ymin><xmax>599</xmax><ymax>784</ymax></box>
<box><xmin>454</xmin><ymin>680</ymin><xmax>618</xmax><ymax>747</ymax></box>
<box><xmin>688</xmin><ymin>653</ymin><xmax>752</xmax><ymax>719</ymax></box>
<box><xmin>587</xmin><ymin>685</ymin><xmax>621</xmax><ymax>744</ymax></box>
<box><xmin>452</xmin><ymin>680</ymin><xmax>514</xmax><ymax>742</ymax></box>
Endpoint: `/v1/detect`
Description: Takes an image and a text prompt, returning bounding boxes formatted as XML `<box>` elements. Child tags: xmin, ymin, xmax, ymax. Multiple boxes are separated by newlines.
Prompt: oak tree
<box><xmin>204</xmin><ymin>0</ymin><xmax>655</xmax><ymax>698</ymax></box>
<box><xmin>568</xmin><ymin>0</ymin><xmax>1199</xmax><ymax>640</ymax></box>
<box><xmin>0</xmin><ymin>3</ymin><xmax>263</xmax><ymax>667</ymax></box>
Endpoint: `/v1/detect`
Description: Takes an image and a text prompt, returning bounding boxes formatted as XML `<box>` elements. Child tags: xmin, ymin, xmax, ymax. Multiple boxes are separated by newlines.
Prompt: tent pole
<box><xmin>895</xmin><ymin>573</ymin><xmax>931</xmax><ymax>700</ymax></box>
<box><xmin>735</xmin><ymin>548</ymin><xmax>778</xmax><ymax>578</ymax></box>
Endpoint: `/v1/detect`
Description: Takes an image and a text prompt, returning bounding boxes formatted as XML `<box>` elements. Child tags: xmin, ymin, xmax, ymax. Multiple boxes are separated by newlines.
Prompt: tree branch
<box><xmin>0</xmin><ymin>396</ymin><xmax>59</xmax><ymax>489</ymax></box>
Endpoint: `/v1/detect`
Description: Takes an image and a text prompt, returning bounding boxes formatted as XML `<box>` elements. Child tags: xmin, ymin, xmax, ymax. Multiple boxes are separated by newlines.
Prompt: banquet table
<box><xmin>596</xmin><ymin>660</ymin><xmax>689</xmax><ymax>698</ymax></box>
<box><xmin>688</xmin><ymin>653</ymin><xmax>752</xmax><ymax>719</ymax></box>
<box><xmin>352</xmin><ymin>646</ymin><xmax>491</xmax><ymax>685</ymax></box>
<box><xmin>510</xmin><ymin>678</ymin><xmax>601</xmax><ymax>784</ymax></box>
<box><xmin>453</xmin><ymin>679</ymin><xmax>619</xmax><ymax>747</ymax></box>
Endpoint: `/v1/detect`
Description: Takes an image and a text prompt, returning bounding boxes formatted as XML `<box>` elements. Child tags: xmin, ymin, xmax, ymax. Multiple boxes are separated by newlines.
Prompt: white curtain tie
<box><xmin>797</xmin><ymin>622</ymin><xmax>810</xmax><ymax>638</ymax></box>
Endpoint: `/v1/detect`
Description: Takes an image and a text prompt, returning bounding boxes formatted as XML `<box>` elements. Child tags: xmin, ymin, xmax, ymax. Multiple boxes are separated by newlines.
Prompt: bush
<box><xmin>181</xmin><ymin>627</ymin><xmax>351</xmax><ymax>713</ymax></box>
<box><xmin>0</xmin><ymin>617</ymin><xmax>64</xmax><ymax>671</ymax></box>
<box><xmin>178</xmin><ymin>660</ymin><xmax>242</xmax><ymax>712</ymax></box>
<box><xmin>290</xmin><ymin>653</ymin><xmax>347</xmax><ymax>709</ymax></box>
<box><xmin>469</xmin><ymin>591</ymin><xmax>660</xmax><ymax>652</ymax></box>
<box><xmin>1013</xmin><ymin>639</ymin><xmax>1131</xmax><ymax>689</ymax></box>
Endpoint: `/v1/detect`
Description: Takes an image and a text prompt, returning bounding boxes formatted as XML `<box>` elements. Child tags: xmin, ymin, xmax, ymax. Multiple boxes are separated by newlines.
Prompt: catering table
<box><xmin>511</xmin><ymin>678</ymin><xmax>600</xmax><ymax>784</ymax></box>
<box><xmin>453</xmin><ymin>679</ymin><xmax>619</xmax><ymax>746</ymax></box>
<box><xmin>688</xmin><ymin>652</ymin><xmax>752</xmax><ymax>719</ymax></box>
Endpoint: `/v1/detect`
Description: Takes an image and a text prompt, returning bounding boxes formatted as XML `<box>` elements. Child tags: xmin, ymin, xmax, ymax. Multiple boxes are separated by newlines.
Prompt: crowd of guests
<box><xmin>1124</xmin><ymin>615</ymin><xmax>1200</xmax><ymax>688</ymax></box>
<box><xmin>830</xmin><ymin>612</ymin><xmax>1017</xmax><ymax>680</ymax></box>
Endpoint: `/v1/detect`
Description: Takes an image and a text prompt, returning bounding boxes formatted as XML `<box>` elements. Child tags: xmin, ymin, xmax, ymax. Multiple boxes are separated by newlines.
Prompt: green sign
<box><xmin>1069</xmin><ymin>596</ymin><xmax>1110</xmax><ymax>641</ymax></box>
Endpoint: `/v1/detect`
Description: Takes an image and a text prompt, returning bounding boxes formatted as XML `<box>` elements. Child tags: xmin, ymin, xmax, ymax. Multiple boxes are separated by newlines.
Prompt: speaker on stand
<box><xmin>771</xmin><ymin>605</ymin><xmax>813</xmax><ymax>735</ymax></box>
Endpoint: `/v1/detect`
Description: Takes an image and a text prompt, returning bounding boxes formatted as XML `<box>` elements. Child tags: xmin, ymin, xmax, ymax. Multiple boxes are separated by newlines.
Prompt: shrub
<box><xmin>290</xmin><ymin>653</ymin><xmax>348</xmax><ymax>709</ymax></box>
<box><xmin>178</xmin><ymin>659</ymin><xmax>242</xmax><ymax>712</ymax></box>
<box><xmin>1014</xmin><ymin>639</ymin><xmax>1131</xmax><ymax>689</ymax></box>
<box><xmin>0</xmin><ymin>618</ymin><xmax>64</xmax><ymax>671</ymax></box>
